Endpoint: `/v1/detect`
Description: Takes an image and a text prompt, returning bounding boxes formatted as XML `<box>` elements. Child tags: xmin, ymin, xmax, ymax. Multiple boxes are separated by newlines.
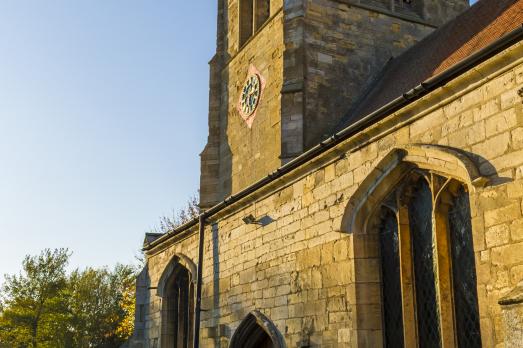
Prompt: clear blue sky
<box><xmin>0</xmin><ymin>1</ymin><xmax>216</xmax><ymax>279</ymax></box>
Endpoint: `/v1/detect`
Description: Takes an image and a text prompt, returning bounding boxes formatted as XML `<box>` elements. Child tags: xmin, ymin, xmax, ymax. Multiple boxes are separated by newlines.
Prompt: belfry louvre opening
<box><xmin>372</xmin><ymin>170</ymin><xmax>482</xmax><ymax>347</ymax></box>
<box><xmin>239</xmin><ymin>0</ymin><xmax>270</xmax><ymax>46</ymax></box>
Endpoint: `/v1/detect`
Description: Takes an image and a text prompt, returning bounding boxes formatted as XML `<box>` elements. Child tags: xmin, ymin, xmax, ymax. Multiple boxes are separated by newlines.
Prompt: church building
<box><xmin>131</xmin><ymin>0</ymin><xmax>523</xmax><ymax>346</ymax></box>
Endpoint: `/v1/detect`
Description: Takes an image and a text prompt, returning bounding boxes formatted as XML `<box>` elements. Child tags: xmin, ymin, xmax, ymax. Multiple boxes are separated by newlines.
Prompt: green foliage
<box><xmin>67</xmin><ymin>264</ymin><xmax>136</xmax><ymax>347</ymax></box>
<box><xmin>0</xmin><ymin>249</ymin><xmax>137</xmax><ymax>348</ymax></box>
<box><xmin>0</xmin><ymin>248</ymin><xmax>70</xmax><ymax>348</ymax></box>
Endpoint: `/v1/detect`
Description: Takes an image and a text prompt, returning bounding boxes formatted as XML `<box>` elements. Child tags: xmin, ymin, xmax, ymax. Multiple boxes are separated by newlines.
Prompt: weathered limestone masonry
<box><xmin>201</xmin><ymin>0</ymin><xmax>285</xmax><ymax>208</ymax></box>
<box><xmin>135</xmin><ymin>37</ymin><xmax>523</xmax><ymax>347</ymax></box>
<box><xmin>200</xmin><ymin>0</ymin><xmax>466</xmax><ymax>209</ymax></box>
<box><xmin>299</xmin><ymin>0</ymin><xmax>435</xmax><ymax>149</ymax></box>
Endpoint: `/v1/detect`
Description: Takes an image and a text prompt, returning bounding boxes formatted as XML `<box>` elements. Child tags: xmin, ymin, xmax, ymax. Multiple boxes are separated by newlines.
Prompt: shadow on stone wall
<box><xmin>128</xmin><ymin>264</ymin><xmax>152</xmax><ymax>348</ymax></box>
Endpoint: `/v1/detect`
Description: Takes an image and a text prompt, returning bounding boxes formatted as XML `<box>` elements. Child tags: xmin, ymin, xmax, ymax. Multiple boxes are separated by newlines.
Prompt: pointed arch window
<box><xmin>239</xmin><ymin>0</ymin><xmax>271</xmax><ymax>46</ymax></box>
<box><xmin>373</xmin><ymin>170</ymin><xmax>481</xmax><ymax>347</ymax></box>
<box><xmin>160</xmin><ymin>264</ymin><xmax>195</xmax><ymax>348</ymax></box>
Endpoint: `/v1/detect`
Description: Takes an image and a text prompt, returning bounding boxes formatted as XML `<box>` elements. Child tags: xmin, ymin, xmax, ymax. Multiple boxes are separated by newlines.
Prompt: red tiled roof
<box><xmin>339</xmin><ymin>0</ymin><xmax>523</xmax><ymax>129</ymax></box>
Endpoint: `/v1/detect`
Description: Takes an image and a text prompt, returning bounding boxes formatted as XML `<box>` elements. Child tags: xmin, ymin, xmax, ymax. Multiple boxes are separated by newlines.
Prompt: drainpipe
<box><xmin>193</xmin><ymin>213</ymin><xmax>206</xmax><ymax>348</ymax></box>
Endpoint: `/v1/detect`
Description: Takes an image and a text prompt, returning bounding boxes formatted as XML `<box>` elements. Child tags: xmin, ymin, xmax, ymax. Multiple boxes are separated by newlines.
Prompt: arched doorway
<box><xmin>157</xmin><ymin>255</ymin><xmax>196</xmax><ymax>348</ymax></box>
<box><xmin>229</xmin><ymin>311</ymin><xmax>285</xmax><ymax>348</ymax></box>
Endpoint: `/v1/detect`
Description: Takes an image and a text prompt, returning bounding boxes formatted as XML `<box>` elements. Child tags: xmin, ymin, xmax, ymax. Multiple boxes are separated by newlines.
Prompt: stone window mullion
<box><xmin>398</xmin><ymin>203</ymin><xmax>418</xmax><ymax>348</ymax></box>
<box><xmin>432</xmin><ymin>178</ymin><xmax>457</xmax><ymax>348</ymax></box>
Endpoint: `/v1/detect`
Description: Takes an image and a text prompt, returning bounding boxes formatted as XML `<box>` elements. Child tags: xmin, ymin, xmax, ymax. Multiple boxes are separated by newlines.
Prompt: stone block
<box><xmin>484</xmin><ymin>201</ymin><xmax>521</xmax><ymax>228</ymax></box>
<box><xmin>327</xmin><ymin>296</ymin><xmax>347</xmax><ymax>312</ymax></box>
<box><xmin>338</xmin><ymin>328</ymin><xmax>351</xmax><ymax>343</ymax></box>
<box><xmin>448</xmin><ymin>120</ymin><xmax>485</xmax><ymax>147</ymax></box>
<box><xmin>501</xmin><ymin>89</ymin><xmax>519</xmax><ymax>110</ymax></box>
<box><xmin>311</xmin><ymin>268</ymin><xmax>322</xmax><ymax>289</ymax></box>
<box><xmin>288</xmin><ymin>303</ymin><xmax>304</xmax><ymax>318</ymax></box>
<box><xmin>286</xmin><ymin>318</ymin><xmax>303</xmax><ymax>334</ymax></box>
<box><xmin>355</xmin><ymin>304</ymin><xmax>382</xmax><ymax>330</ymax></box>
<box><xmin>485</xmin><ymin>224</ymin><xmax>510</xmax><ymax>248</ymax></box>
<box><xmin>486</xmin><ymin>109</ymin><xmax>519</xmax><ymax>137</ymax></box>
<box><xmin>489</xmin><ymin>149</ymin><xmax>523</xmax><ymax>172</ymax></box>
<box><xmin>510</xmin><ymin>219</ymin><xmax>523</xmax><ymax>241</ymax></box>
<box><xmin>512</xmin><ymin>127</ymin><xmax>523</xmax><ymax>150</ymax></box>
<box><xmin>329</xmin><ymin>311</ymin><xmax>350</xmax><ymax>324</ymax></box>
<box><xmin>480</xmin><ymin>250</ymin><xmax>490</xmax><ymax>263</ymax></box>
<box><xmin>492</xmin><ymin>242</ymin><xmax>523</xmax><ymax>265</ymax></box>
<box><xmin>472</xmin><ymin>132</ymin><xmax>510</xmax><ymax>159</ymax></box>
<box><xmin>333</xmin><ymin>239</ymin><xmax>348</xmax><ymax>261</ymax></box>
<box><xmin>321</xmin><ymin>242</ymin><xmax>334</xmax><ymax>264</ymax></box>
<box><xmin>507</xmin><ymin>181</ymin><xmax>523</xmax><ymax>199</ymax></box>
<box><xmin>495</xmin><ymin>269</ymin><xmax>510</xmax><ymax>289</ymax></box>
<box><xmin>473</xmin><ymin>99</ymin><xmax>500</xmax><ymax>122</ymax></box>
<box><xmin>346</xmin><ymin>283</ymin><xmax>381</xmax><ymax>305</ymax></box>
<box><xmin>480</xmin><ymin>318</ymin><xmax>495</xmax><ymax>348</ymax></box>
<box><xmin>410</xmin><ymin>109</ymin><xmax>446</xmax><ymax>137</ymax></box>
<box><xmin>510</xmin><ymin>264</ymin><xmax>523</xmax><ymax>285</ymax></box>
<box><xmin>321</xmin><ymin>261</ymin><xmax>352</xmax><ymax>287</ymax></box>
<box><xmin>271</xmin><ymin>305</ymin><xmax>289</xmax><ymax>320</ymax></box>
<box><xmin>303</xmin><ymin>299</ymin><xmax>326</xmax><ymax>316</ymax></box>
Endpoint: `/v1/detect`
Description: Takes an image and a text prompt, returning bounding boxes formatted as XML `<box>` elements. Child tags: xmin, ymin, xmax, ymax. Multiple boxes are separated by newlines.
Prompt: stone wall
<box><xmin>301</xmin><ymin>0</ymin><xmax>437</xmax><ymax>150</ymax></box>
<box><xmin>138</xmin><ymin>42</ymin><xmax>523</xmax><ymax>347</ymax></box>
<box><xmin>139</xmin><ymin>43</ymin><xmax>523</xmax><ymax>347</ymax></box>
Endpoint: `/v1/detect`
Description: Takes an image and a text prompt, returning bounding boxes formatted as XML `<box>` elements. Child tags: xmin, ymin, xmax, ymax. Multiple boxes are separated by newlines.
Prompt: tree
<box><xmin>154</xmin><ymin>193</ymin><xmax>200</xmax><ymax>234</ymax></box>
<box><xmin>0</xmin><ymin>249</ymin><xmax>137</xmax><ymax>348</ymax></box>
<box><xmin>0</xmin><ymin>248</ymin><xmax>70</xmax><ymax>348</ymax></box>
<box><xmin>67</xmin><ymin>264</ymin><xmax>136</xmax><ymax>348</ymax></box>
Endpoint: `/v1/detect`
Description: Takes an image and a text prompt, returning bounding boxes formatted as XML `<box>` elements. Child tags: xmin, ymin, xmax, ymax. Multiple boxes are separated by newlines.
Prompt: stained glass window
<box><xmin>375</xmin><ymin>172</ymin><xmax>481</xmax><ymax>347</ymax></box>
<box><xmin>408</xmin><ymin>178</ymin><xmax>441</xmax><ymax>347</ymax></box>
<box><xmin>449</xmin><ymin>186</ymin><xmax>482</xmax><ymax>347</ymax></box>
<box><xmin>378</xmin><ymin>207</ymin><xmax>405</xmax><ymax>347</ymax></box>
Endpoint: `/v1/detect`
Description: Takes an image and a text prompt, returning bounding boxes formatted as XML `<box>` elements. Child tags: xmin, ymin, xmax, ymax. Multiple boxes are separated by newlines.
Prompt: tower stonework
<box><xmin>200</xmin><ymin>0</ymin><xmax>469</xmax><ymax>209</ymax></box>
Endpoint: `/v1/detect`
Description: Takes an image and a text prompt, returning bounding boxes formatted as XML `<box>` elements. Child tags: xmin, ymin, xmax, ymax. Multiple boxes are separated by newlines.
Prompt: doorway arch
<box><xmin>229</xmin><ymin>311</ymin><xmax>285</xmax><ymax>348</ymax></box>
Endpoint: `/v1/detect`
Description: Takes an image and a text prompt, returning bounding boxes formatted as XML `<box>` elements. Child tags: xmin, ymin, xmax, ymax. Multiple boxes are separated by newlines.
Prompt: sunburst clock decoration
<box><xmin>238</xmin><ymin>65</ymin><xmax>266</xmax><ymax>128</ymax></box>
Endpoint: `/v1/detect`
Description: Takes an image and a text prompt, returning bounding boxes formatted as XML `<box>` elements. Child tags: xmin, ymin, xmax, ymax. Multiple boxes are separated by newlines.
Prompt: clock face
<box><xmin>240</xmin><ymin>74</ymin><xmax>261</xmax><ymax>117</ymax></box>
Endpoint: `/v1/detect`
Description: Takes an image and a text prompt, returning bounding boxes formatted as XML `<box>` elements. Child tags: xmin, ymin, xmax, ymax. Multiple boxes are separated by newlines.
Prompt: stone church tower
<box><xmin>199</xmin><ymin>0</ymin><xmax>469</xmax><ymax>209</ymax></box>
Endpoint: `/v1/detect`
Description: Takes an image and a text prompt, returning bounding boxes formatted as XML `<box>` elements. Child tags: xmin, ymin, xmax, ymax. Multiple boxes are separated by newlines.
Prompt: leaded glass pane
<box><xmin>378</xmin><ymin>207</ymin><xmax>405</xmax><ymax>347</ymax></box>
<box><xmin>449</xmin><ymin>186</ymin><xmax>482</xmax><ymax>347</ymax></box>
<box><xmin>408</xmin><ymin>178</ymin><xmax>441</xmax><ymax>348</ymax></box>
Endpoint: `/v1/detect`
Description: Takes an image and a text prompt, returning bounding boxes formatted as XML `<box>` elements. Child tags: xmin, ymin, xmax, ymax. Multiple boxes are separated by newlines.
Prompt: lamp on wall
<box><xmin>242</xmin><ymin>214</ymin><xmax>258</xmax><ymax>224</ymax></box>
<box><xmin>242</xmin><ymin>214</ymin><xmax>275</xmax><ymax>226</ymax></box>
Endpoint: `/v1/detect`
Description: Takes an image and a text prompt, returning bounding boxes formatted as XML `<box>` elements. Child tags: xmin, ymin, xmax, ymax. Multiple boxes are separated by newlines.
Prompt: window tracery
<box><xmin>372</xmin><ymin>170</ymin><xmax>481</xmax><ymax>347</ymax></box>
